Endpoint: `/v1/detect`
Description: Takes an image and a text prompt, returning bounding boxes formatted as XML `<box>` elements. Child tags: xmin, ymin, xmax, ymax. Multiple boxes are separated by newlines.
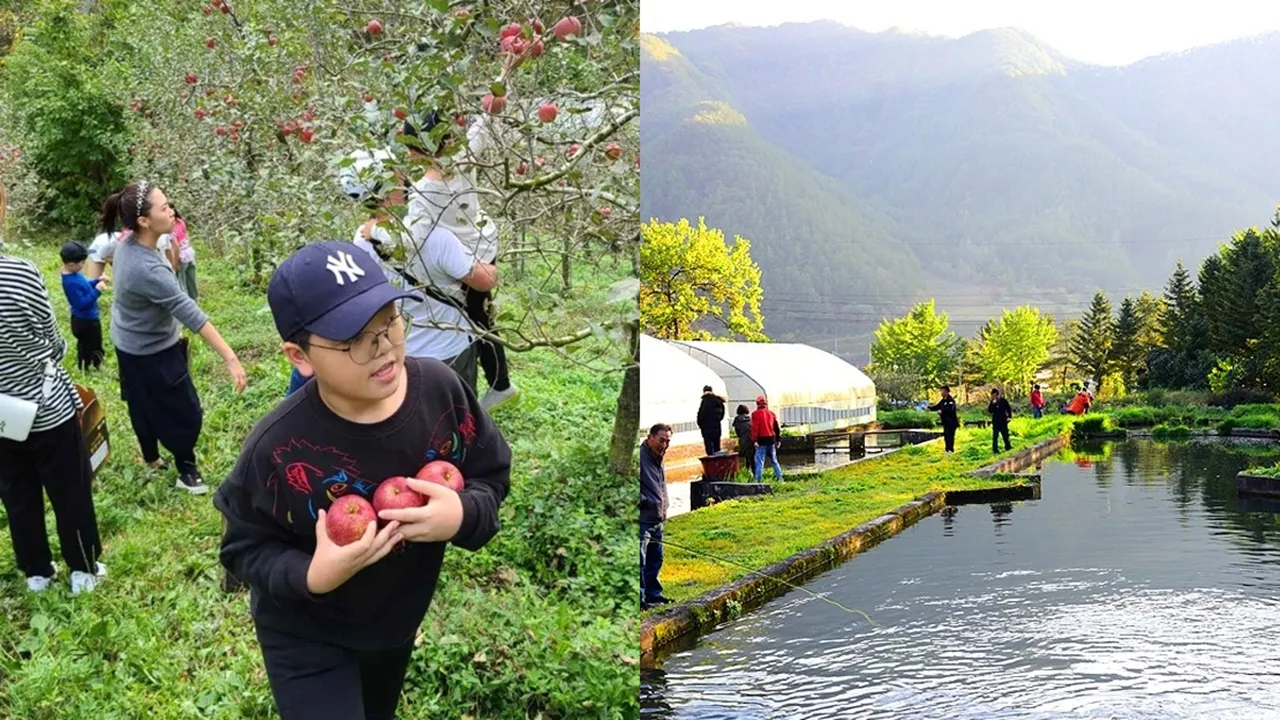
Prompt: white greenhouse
<box><xmin>667</xmin><ymin>340</ymin><xmax>877</xmax><ymax>434</ymax></box>
<box><xmin>639</xmin><ymin>335</ymin><xmax>729</xmax><ymax>447</ymax></box>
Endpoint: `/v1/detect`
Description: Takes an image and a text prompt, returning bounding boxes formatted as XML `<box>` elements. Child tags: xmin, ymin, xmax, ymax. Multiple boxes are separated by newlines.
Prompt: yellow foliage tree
<box><xmin>640</xmin><ymin>217</ymin><xmax>766</xmax><ymax>341</ymax></box>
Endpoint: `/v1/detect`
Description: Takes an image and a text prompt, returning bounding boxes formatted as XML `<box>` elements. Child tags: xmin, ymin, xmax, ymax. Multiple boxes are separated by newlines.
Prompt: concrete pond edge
<box><xmin>639</xmin><ymin>434</ymin><xmax>1071</xmax><ymax>667</ymax></box>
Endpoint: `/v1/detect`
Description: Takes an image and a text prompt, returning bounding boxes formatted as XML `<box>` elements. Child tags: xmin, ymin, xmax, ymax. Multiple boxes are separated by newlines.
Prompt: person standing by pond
<box><xmin>928</xmin><ymin>385</ymin><xmax>960</xmax><ymax>453</ymax></box>
<box><xmin>101</xmin><ymin>180</ymin><xmax>247</xmax><ymax>494</ymax></box>
<box><xmin>0</xmin><ymin>213</ymin><xmax>106</xmax><ymax>595</ymax></box>
<box><xmin>640</xmin><ymin>423</ymin><xmax>673</xmax><ymax>611</ymax></box>
<box><xmin>989</xmin><ymin>388</ymin><xmax>1013</xmax><ymax>454</ymax></box>
<box><xmin>696</xmin><ymin>385</ymin><xmax>726</xmax><ymax>456</ymax></box>
<box><xmin>1030</xmin><ymin>384</ymin><xmax>1045</xmax><ymax>419</ymax></box>
<box><xmin>733</xmin><ymin>403</ymin><xmax>753</xmax><ymax>469</ymax></box>
<box><xmin>751</xmin><ymin>395</ymin><xmax>784</xmax><ymax>482</ymax></box>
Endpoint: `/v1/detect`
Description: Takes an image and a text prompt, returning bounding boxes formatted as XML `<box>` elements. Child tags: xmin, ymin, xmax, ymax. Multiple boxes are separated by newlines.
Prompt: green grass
<box><xmin>1246</xmin><ymin>463</ymin><xmax>1280</xmax><ymax>478</ymax></box>
<box><xmin>877</xmin><ymin>409</ymin><xmax>937</xmax><ymax>429</ymax></box>
<box><xmin>0</xmin><ymin>243</ymin><xmax>637</xmax><ymax>719</ymax></box>
<box><xmin>652</xmin><ymin>415</ymin><xmax>1075</xmax><ymax>608</ymax></box>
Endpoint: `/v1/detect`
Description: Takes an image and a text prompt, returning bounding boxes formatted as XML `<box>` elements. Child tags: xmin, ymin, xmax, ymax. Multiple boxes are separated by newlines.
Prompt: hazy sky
<box><xmin>640</xmin><ymin>0</ymin><xmax>1280</xmax><ymax>66</ymax></box>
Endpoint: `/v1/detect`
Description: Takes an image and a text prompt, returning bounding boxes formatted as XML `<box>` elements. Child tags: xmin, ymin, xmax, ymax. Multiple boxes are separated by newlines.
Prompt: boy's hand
<box><xmin>376</xmin><ymin>479</ymin><xmax>464</xmax><ymax>543</ymax></box>
<box><xmin>305</xmin><ymin>509</ymin><xmax>403</xmax><ymax>595</ymax></box>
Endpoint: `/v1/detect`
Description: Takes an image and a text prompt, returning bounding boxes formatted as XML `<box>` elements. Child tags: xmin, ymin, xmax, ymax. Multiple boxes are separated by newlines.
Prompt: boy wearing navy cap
<box><xmin>212</xmin><ymin>241</ymin><xmax>512</xmax><ymax>720</ymax></box>
<box><xmin>59</xmin><ymin>241</ymin><xmax>108</xmax><ymax>371</ymax></box>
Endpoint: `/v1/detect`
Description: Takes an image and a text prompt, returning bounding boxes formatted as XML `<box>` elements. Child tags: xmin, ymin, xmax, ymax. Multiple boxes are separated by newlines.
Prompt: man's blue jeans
<box><xmin>754</xmin><ymin>443</ymin><xmax>783</xmax><ymax>481</ymax></box>
<box><xmin>640</xmin><ymin>521</ymin><xmax>664</xmax><ymax>603</ymax></box>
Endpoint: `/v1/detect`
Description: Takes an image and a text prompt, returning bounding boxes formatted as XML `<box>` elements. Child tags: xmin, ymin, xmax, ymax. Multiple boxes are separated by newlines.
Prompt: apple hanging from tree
<box><xmin>482</xmin><ymin>94</ymin><xmax>506</xmax><ymax>114</ymax></box>
<box><xmin>416</xmin><ymin>460</ymin><xmax>465</xmax><ymax>492</ymax></box>
<box><xmin>516</xmin><ymin>161</ymin><xmax>528</xmax><ymax>175</ymax></box>
<box><xmin>530</xmin><ymin>40</ymin><xmax>545</xmax><ymax>58</ymax></box>
<box><xmin>530</xmin><ymin>18</ymin><xmax>545</xmax><ymax>34</ymax></box>
<box><xmin>214</xmin><ymin>126</ymin><xmax>227</xmax><ymax>136</ymax></box>
<box><xmin>538</xmin><ymin>102</ymin><xmax>558</xmax><ymax>123</ymax></box>
<box><xmin>394</xmin><ymin>107</ymin><xmax>407</xmax><ymax>120</ymax></box>
<box><xmin>500</xmin><ymin>22</ymin><xmax>522</xmax><ymax>40</ymax></box>
<box><xmin>326</xmin><ymin>495</ymin><xmax>377</xmax><ymax>546</ymax></box>
<box><xmin>185</xmin><ymin>72</ymin><xmax>198</xmax><ymax>85</ymax></box>
<box><xmin>366</xmin><ymin>19</ymin><xmax>383</xmax><ymax>35</ymax></box>
<box><xmin>605</xmin><ymin>142</ymin><xmax>622</xmax><ymax>160</ymax></box>
<box><xmin>205</xmin><ymin>37</ymin><xmax>216</xmax><ymax>49</ymax></box>
<box><xmin>299</xmin><ymin>127</ymin><xmax>314</xmax><ymax>143</ymax></box>
<box><xmin>553</xmin><ymin>16</ymin><xmax>582</xmax><ymax>41</ymax></box>
<box><xmin>372</xmin><ymin>477</ymin><xmax>426</xmax><ymax>513</ymax></box>
<box><xmin>567</xmin><ymin>143</ymin><xmax>580</xmax><ymax>158</ymax></box>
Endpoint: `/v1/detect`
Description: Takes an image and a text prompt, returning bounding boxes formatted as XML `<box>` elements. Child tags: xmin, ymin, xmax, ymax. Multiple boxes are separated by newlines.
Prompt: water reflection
<box><xmin>643</xmin><ymin>438</ymin><xmax>1280</xmax><ymax>719</ymax></box>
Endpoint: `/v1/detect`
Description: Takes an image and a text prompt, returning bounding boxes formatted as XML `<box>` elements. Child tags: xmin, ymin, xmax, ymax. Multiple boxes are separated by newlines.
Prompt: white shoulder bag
<box><xmin>0</xmin><ymin>361</ymin><xmax>57</xmax><ymax>442</ymax></box>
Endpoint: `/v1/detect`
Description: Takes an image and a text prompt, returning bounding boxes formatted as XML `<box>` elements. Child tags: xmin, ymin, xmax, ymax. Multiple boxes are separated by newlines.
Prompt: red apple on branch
<box><xmin>185</xmin><ymin>72</ymin><xmax>198</xmax><ymax>85</ymax></box>
<box><xmin>538</xmin><ymin>102</ymin><xmax>558</xmax><ymax>123</ymax></box>
<box><xmin>482</xmin><ymin>94</ymin><xmax>506</xmax><ymax>114</ymax></box>
<box><xmin>205</xmin><ymin>37</ymin><xmax>216</xmax><ymax>49</ymax></box>
<box><xmin>553</xmin><ymin>16</ymin><xmax>582</xmax><ymax>41</ymax></box>
<box><xmin>605</xmin><ymin>142</ymin><xmax>622</xmax><ymax>160</ymax></box>
<box><xmin>326</xmin><ymin>495</ymin><xmax>377</xmax><ymax>546</ymax></box>
<box><xmin>366</xmin><ymin>19</ymin><xmax>384</xmax><ymax>35</ymax></box>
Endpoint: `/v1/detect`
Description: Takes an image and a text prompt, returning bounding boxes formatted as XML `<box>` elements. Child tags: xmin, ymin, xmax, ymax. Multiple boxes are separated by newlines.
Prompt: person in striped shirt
<box><xmin>100</xmin><ymin>180</ymin><xmax>247</xmax><ymax>494</ymax></box>
<box><xmin>0</xmin><ymin>190</ymin><xmax>106</xmax><ymax>594</ymax></box>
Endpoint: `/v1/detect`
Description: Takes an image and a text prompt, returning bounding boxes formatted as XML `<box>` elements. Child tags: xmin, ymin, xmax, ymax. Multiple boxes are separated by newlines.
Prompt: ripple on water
<box><xmin>642</xmin><ymin>440</ymin><xmax>1280</xmax><ymax>719</ymax></box>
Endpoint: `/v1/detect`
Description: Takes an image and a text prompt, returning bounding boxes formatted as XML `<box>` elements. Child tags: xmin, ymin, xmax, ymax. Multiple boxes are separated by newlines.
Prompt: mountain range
<box><xmin>640</xmin><ymin>22</ymin><xmax>1280</xmax><ymax>362</ymax></box>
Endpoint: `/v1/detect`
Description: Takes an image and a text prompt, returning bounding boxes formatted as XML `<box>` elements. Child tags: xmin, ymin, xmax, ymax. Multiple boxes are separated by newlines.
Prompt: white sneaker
<box><xmin>27</xmin><ymin>567</ymin><xmax>56</xmax><ymax>593</ymax></box>
<box><xmin>71</xmin><ymin>562</ymin><xmax>107</xmax><ymax>596</ymax></box>
<box><xmin>480</xmin><ymin>385</ymin><xmax>521</xmax><ymax>411</ymax></box>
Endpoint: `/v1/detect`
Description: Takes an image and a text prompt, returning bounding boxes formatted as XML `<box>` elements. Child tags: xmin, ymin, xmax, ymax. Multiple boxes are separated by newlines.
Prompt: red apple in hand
<box><xmin>326</xmin><ymin>495</ymin><xmax>376</xmax><ymax>546</ymax></box>
<box><xmin>553</xmin><ymin>16</ymin><xmax>582</xmax><ymax>41</ymax></box>
<box><xmin>373</xmin><ymin>476</ymin><xmax>426</xmax><ymax>513</ymax></box>
<box><xmin>416</xmin><ymin>460</ymin><xmax>465</xmax><ymax>492</ymax></box>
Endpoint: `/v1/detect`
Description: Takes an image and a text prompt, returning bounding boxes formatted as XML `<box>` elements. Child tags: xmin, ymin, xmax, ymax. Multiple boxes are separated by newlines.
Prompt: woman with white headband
<box><xmin>100</xmin><ymin>180</ymin><xmax>247</xmax><ymax>495</ymax></box>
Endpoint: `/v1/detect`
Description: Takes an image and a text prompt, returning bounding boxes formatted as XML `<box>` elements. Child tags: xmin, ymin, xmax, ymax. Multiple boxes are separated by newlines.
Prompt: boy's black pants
<box><xmin>70</xmin><ymin>316</ymin><xmax>104</xmax><ymax>370</ymax></box>
<box><xmin>943</xmin><ymin>425</ymin><xmax>957</xmax><ymax>452</ymax></box>
<box><xmin>256</xmin><ymin>625</ymin><xmax>415</xmax><ymax>720</ymax></box>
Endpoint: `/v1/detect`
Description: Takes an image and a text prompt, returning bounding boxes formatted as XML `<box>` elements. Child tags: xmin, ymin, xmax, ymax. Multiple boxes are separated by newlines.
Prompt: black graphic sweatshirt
<box><xmin>212</xmin><ymin>357</ymin><xmax>511</xmax><ymax>650</ymax></box>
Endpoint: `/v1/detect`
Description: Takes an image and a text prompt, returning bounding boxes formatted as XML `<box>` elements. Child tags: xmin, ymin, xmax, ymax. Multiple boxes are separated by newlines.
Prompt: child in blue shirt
<box><xmin>59</xmin><ymin>241</ymin><xmax>107</xmax><ymax>370</ymax></box>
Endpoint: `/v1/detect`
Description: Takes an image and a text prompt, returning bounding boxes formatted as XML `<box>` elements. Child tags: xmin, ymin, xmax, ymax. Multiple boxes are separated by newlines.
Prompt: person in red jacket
<box><xmin>1029</xmin><ymin>384</ymin><xmax>1045</xmax><ymax>419</ymax></box>
<box><xmin>750</xmin><ymin>395</ymin><xmax>784</xmax><ymax>482</ymax></box>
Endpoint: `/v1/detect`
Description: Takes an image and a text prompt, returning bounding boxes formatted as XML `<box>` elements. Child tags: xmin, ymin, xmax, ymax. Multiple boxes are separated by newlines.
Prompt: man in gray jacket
<box><xmin>640</xmin><ymin>424</ymin><xmax>672</xmax><ymax>610</ymax></box>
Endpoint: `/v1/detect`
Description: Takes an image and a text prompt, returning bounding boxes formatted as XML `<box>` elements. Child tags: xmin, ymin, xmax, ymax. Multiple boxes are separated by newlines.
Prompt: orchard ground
<box><xmin>0</xmin><ymin>241</ymin><xmax>638</xmax><ymax>720</ymax></box>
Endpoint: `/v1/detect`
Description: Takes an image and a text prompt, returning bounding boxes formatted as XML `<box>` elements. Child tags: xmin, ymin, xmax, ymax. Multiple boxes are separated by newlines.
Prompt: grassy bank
<box><xmin>653</xmin><ymin>415</ymin><xmax>1075</xmax><ymax>607</ymax></box>
<box><xmin>0</xmin><ymin>242</ymin><xmax>637</xmax><ymax>719</ymax></box>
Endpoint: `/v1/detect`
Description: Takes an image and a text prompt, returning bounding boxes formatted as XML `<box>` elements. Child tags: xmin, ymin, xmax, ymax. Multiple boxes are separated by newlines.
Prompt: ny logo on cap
<box><xmin>325</xmin><ymin>251</ymin><xmax>366</xmax><ymax>286</ymax></box>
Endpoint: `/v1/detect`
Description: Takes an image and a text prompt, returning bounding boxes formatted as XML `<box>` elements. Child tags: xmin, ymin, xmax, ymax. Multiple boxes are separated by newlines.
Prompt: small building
<box><xmin>667</xmin><ymin>340</ymin><xmax>877</xmax><ymax>435</ymax></box>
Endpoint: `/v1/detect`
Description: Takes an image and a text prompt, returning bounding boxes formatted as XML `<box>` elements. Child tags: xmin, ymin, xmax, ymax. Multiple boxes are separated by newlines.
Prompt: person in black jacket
<box><xmin>696</xmin><ymin>385</ymin><xmax>727</xmax><ymax>456</ymax></box>
<box><xmin>928</xmin><ymin>385</ymin><xmax>960</xmax><ymax>453</ymax></box>
<box><xmin>732</xmin><ymin>404</ymin><xmax>753</xmax><ymax>469</ymax></box>
<box><xmin>639</xmin><ymin>424</ymin><xmax>672</xmax><ymax>610</ymax></box>
<box><xmin>988</xmin><ymin>388</ymin><xmax>1014</xmax><ymax>453</ymax></box>
<box><xmin>212</xmin><ymin>242</ymin><xmax>511</xmax><ymax>720</ymax></box>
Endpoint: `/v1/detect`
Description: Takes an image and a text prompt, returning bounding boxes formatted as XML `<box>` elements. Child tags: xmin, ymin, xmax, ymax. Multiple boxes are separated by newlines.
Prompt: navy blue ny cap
<box><xmin>268</xmin><ymin>241</ymin><xmax>422</xmax><ymax>342</ymax></box>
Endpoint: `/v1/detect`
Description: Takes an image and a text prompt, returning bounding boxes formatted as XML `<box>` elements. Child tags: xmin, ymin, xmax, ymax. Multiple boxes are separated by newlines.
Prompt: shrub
<box><xmin>1208</xmin><ymin>388</ymin><xmax>1277</xmax><ymax>408</ymax></box>
<box><xmin>878</xmin><ymin>409</ymin><xmax>936</xmax><ymax>429</ymax></box>
<box><xmin>1112</xmin><ymin>407</ymin><xmax>1156</xmax><ymax>427</ymax></box>
<box><xmin>1070</xmin><ymin>415</ymin><xmax>1111</xmax><ymax>440</ymax></box>
<box><xmin>1151</xmin><ymin>424</ymin><xmax>1193</xmax><ymax>440</ymax></box>
<box><xmin>1217</xmin><ymin>418</ymin><xmax>1237</xmax><ymax>436</ymax></box>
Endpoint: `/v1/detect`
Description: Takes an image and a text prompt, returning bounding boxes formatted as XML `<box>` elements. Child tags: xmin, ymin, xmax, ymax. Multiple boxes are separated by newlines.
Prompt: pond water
<box><xmin>777</xmin><ymin>432</ymin><xmax>916</xmax><ymax>473</ymax></box>
<box><xmin>641</xmin><ymin>439</ymin><xmax>1280</xmax><ymax>719</ymax></box>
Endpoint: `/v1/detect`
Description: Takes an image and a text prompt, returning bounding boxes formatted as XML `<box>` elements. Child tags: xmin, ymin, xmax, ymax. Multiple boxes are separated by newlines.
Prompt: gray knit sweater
<box><xmin>109</xmin><ymin>238</ymin><xmax>209</xmax><ymax>355</ymax></box>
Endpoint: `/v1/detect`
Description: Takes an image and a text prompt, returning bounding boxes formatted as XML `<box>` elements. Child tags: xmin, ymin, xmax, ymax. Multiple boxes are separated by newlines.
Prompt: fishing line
<box><xmin>658</xmin><ymin>538</ymin><xmax>878</xmax><ymax>625</ymax></box>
